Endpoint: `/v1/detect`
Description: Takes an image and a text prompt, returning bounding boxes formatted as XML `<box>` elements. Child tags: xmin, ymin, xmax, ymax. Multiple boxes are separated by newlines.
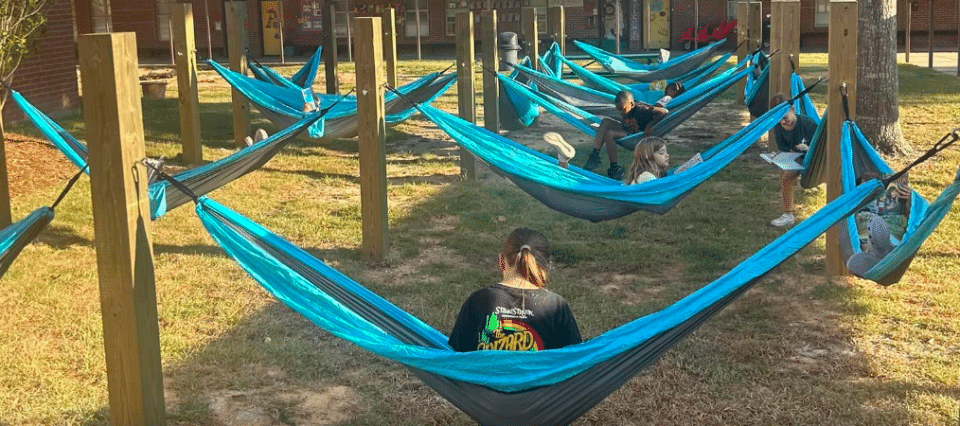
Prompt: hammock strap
<box><xmin>50</xmin><ymin>166</ymin><xmax>89</xmax><ymax>210</ymax></box>
<box><xmin>245</xmin><ymin>47</ymin><xmax>267</xmax><ymax>70</ymax></box>
<box><xmin>790</xmin><ymin>77</ymin><xmax>824</xmax><ymax>104</ymax></box>
<box><xmin>883</xmin><ymin>128</ymin><xmax>960</xmax><ymax>186</ymax></box>
<box><xmin>144</xmin><ymin>160</ymin><xmax>200</xmax><ymax>203</ymax></box>
<box><xmin>789</xmin><ymin>54</ymin><xmax>797</xmax><ymax>72</ymax></box>
<box><xmin>840</xmin><ymin>82</ymin><xmax>852</xmax><ymax>121</ymax></box>
<box><xmin>440</xmin><ymin>63</ymin><xmax>456</xmax><ymax>75</ymax></box>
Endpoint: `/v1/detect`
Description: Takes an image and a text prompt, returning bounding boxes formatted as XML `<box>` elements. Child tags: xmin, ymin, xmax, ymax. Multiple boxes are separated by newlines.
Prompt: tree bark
<box><xmin>857</xmin><ymin>0</ymin><xmax>909</xmax><ymax>156</ymax></box>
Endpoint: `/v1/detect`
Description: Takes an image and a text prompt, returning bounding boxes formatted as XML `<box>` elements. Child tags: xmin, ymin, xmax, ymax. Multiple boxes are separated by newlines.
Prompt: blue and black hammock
<box><xmin>573</xmin><ymin>39</ymin><xmax>726</xmax><ymax>81</ymax></box>
<box><xmin>498</xmin><ymin>56</ymin><xmax>541</xmax><ymax>131</ymax></box>
<box><xmin>247</xmin><ymin>46</ymin><xmax>323</xmax><ymax>90</ymax></box>
<box><xmin>0</xmin><ymin>168</ymin><xmax>84</xmax><ymax>279</ymax></box>
<box><xmin>744</xmin><ymin>49</ymin><xmax>770</xmax><ymax>117</ymax></box>
<box><xmin>176</xmin><ymin>172</ymin><xmax>883</xmax><ymax>426</ymax></box>
<box><xmin>416</xmin><ymin>90</ymin><xmax>790</xmax><ymax>221</ymax></box>
<box><xmin>209</xmin><ymin>60</ymin><xmax>457</xmax><ymax>141</ymax></box>
<box><xmin>9</xmin><ymin>89</ymin><xmax>328</xmax><ymax>219</ymax></box>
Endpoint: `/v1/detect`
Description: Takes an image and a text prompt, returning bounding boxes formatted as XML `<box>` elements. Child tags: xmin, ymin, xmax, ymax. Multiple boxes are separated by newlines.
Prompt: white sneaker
<box><xmin>770</xmin><ymin>212</ymin><xmax>796</xmax><ymax>227</ymax></box>
<box><xmin>542</xmin><ymin>132</ymin><xmax>576</xmax><ymax>163</ymax></box>
<box><xmin>253</xmin><ymin>128</ymin><xmax>269</xmax><ymax>143</ymax></box>
<box><xmin>242</xmin><ymin>136</ymin><xmax>255</xmax><ymax>147</ymax></box>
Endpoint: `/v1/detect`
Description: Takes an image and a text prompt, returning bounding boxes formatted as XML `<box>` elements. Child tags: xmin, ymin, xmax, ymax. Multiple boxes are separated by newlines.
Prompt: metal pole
<box><xmin>415</xmin><ymin>0</ymin><xmax>423</xmax><ymax>60</ymax></box>
<box><xmin>347</xmin><ymin>12</ymin><xmax>353</xmax><ymax>62</ymax></box>
<box><xmin>204</xmin><ymin>0</ymin><xmax>213</xmax><ymax>59</ymax></box>
<box><xmin>279</xmin><ymin>1</ymin><xmax>286</xmax><ymax>63</ymax></box>
<box><xmin>694</xmin><ymin>0</ymin><xmax>700</xmax><ymax>50</ymax></box>
<box><xmin>906</xmin><ymin>0</ymin><xmax>912</xmax><ymax>62</ymax></box>
<box><xmin>614</xmin><ymin>0</ymin><xmax>621</xmax><ymax>53</ymax></box>
<box><xmin>169</xmin><ymin>21</ymin><xmax>175</xmax><ymax>65</ymax></box>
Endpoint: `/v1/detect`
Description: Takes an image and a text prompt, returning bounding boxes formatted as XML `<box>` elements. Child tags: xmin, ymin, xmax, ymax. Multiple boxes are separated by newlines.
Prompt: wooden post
<box><xmin>382</xmin><ymin>8</ymin><xmax>398</xmax><ymax>88</ymax></box>
<box><xmin>748</xmin><ymin>1</ymin><xmax>762</xmax><ymax>52</ymax></box>
<box><xmin>736</xmin><ymin>1</ymin><xmax>749</xmax><ymax>104</ymax></box>
<box><xmin>224</xmin><ymin>1</ymin><xmax>250</xmax><ymax>147</ymax></box>
<box><xmin>614</xmin><ymin>0</ymin><xmax>621</xmax><ymax>54</ymax></box>
<box><xmin>826</xmin><ymin>0</ymin><xmax>857</xmax><ymax>276</ymax></box>
<box><xmin>927</xmin><ymin>0</ymin><xmax>933</xmax><ymax>68</ymax></box>
<box><xmin>78</xmin><ymin>32</ymin><xmax>165</xmax><ymax>426</ymax></box>
<box><xmin>173</xmin><ymin>4</ymin><xmax>202</xmax><ymax>164</ymax></box>
<box><xmin>523</xmin><ymin>7</ymin><xmax>539</xmax><ymax>70</ymax></box>
<box><xmin>778</xmin><ymin>0</ymin><xmax>800</xmax><ymax>94</ymax></box>
<box><xmin>324</xmin><ymin>4</ymin><xmax>340</xmax><ymax>94</ymax></box>
<box><xmin>354</xmin><ymin>17</ymin><xmax>388</xmax><ymax>262</ymax></box>
<box><xmin>905</xmin><ymin>0</ymin><xmax>912</xmax><ymax>62</ymax></box>
<box><xmin>0</xmin><ymin>122</ymin><xmax>10</xmax><ymax>227</ymax></box>
<box><xmin>768</xmin><ymin>0</ymin><xmax>784</xmax><ymax>98</ymax></box>
<box><xmin>481</xmin><ymin>10</ymin><xmax>500</xmax><ymax>134</ymax></box>
<box><xmin>456</xmin><ymin>11</ymin><xmax>477</xmax><ymax>180</ymax></box>
<box><xmin>547</xmin><ymin>6</ymin><xmax>565</xmax><ymax>55</ymax></box>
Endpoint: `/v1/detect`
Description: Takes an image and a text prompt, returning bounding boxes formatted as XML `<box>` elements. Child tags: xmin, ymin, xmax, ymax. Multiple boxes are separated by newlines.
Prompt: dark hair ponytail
<box><xmin>502</xmin><ymin>228</ymin><xmax>550</xmax><ymax>287</ymax></box>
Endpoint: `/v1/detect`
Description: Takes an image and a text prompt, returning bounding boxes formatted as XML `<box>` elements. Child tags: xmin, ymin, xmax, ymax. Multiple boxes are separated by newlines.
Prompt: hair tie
<box><xmin>516</xmin><ymin>244</ymin><xmax>532</xmax><ymax>262</ymax></box>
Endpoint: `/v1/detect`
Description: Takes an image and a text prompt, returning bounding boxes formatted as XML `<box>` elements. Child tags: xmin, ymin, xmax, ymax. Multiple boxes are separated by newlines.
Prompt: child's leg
<box><xmin>780</xmin><ymin>170</ymin><xmax>801</xmax><ymax>213</ymax></box>
<box><xmin>593</xmin><ymin>118</ymin><xmax>620</xmax><ymax>149</ymax></box>
<box><xmin>603</xmin><ymin>129</ymin><xmax>628</xmax><ymax>163</ymax></box>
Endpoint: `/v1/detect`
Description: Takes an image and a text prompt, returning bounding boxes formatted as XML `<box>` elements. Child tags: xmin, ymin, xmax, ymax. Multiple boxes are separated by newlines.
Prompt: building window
<box><xmin>815</xmin><ymin>0</ymin><xmax>829</xmax><ymax>27</ymax></box>
<box><xmin>405</xmin><ymin>0</ymin><xmax>429</xmax><ymax>37</ymax></box>
<box><xmin>333</xmin><ymin>0</ymin><xmax>355</xmax><ymax>37</ymax></box>
<box><xmin>157</xmin><ymin>0</ymin><xmax>175</xmax><ymax>41</ymax></box>
<box><xmin>522</xmin><ymin>0</ymin><xmax>547</xmax><ymax>35</ymax></box>
<box><xmin>726</xmin><ymin>0</ymin><xmax>737</xmax><ymax>19</ymax></box>
<box><xmin>91</xmin><ymin>0</ymin><xmax>111</xmax><ymax>33</ymax></box>
<box><xmin>445</xmin><ymin>0</ymin><xmax>468</xmax><ymax>36</ymax></box>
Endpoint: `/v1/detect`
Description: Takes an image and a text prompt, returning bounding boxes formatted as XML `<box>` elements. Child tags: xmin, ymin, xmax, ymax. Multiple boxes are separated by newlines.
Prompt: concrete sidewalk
<box><xmin>897</xmin><ymin>51</ymin><xmax>959</xmax><ymax>77</ymax></box>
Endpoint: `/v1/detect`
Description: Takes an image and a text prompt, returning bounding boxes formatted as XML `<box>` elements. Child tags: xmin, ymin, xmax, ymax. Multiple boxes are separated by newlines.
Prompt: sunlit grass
<box><xmin>1</xmin><ymin>53</ymin><xmax>958</xmax><ymax>425</ymax></box>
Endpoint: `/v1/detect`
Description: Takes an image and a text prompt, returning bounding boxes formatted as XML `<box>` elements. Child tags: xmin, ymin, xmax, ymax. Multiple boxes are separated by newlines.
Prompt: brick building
<box><xmin>70</xmin><ymin>0</ymin><xmax>959</xmax><ymax>56</ymax></box>
<box><xmin>2</xmin><ymin>4</ymin><xmax>80</xmax><ymax>123</ymax></box>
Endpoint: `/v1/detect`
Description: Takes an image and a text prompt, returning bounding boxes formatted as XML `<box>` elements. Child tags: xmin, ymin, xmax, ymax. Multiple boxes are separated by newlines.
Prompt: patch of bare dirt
<box><xmin>3</xmin><ymin>133</ymin><xmax>77</xmax><ymax>198</ymax></box>
<box><xmin>193</xmin><ymin>385</ymin><xmax>359</xmax><ymax>426</ymax></box>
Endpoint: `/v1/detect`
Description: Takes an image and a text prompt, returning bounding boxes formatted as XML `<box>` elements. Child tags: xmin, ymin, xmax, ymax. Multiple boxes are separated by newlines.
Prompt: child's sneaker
<box><xmin>770</xmin><ymin>212</ymin><xmax>796</xmax><ymax>227</ymax></box>
<box><xmin>253</xmin><ymin>128</ymin><xmax>269</xmax><ymax>143</ymax></box>
<box><xmin>606</xmin><ymin>163</ymin><xmax>625</xmax><ymax>180</ymax></box>
<box><xmin>542</xmin><ymin>132</ymin><xmax>576</xmax><ymax>163</ymax></box>
<box><xmin>583</xmin><ymin>149</ymin><xmax>602</xmax><ymax>171</ymax></box>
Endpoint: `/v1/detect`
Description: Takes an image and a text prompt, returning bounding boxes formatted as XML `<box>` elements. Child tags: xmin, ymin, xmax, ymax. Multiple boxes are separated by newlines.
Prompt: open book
<box><xmin>759</xmin><ymin>152</ymin><xmax>804</xmax><ymax>171</ymax></box>
<box><xmin>675</xmin><ymin>153</ymin><xmax>703</xmax><ymax>174</ymax></box>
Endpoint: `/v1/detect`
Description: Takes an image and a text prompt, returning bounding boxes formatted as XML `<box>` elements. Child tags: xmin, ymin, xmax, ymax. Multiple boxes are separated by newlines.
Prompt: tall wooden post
<box><xmin>770</xmin><ymin>0</ymin><xmax>800</xmax><ymax>103</ymax></box>
<box><xmin>748</xmin><ymin>2</ymin><xmax>762</xmax><ymax>52</ymax></box>
<box><xmin>523</xmin><ymin>8</ymin><xmax>539</xmax><ymax>71</ymax></box>
<box><xmin>547</xmin><ymin>6</ymin><xmax>565</xmax><ymax>55</ymax></box>
<box><xmin>354</xmin><ymin>17</ymin><xmax>388</xmax><ymax>262</ymax></box>
<box><xmin>173</xmin><ymin>4</ymin><xmax>202</xmax><ymax>164</ymax></box>
<box><xmin>456</xmin><ymin>12</ymin><xmax>477</xmax><ymax>180</ymax></box>
<box><xmin>826</xmin><ymin>0</ymin><xmax>857</xmax><ymax>276</ymax></box>
<box><xmin>736</xmin><ymin>1</ymin><xmax>749</xmax><ymax>104</ymax></box>
<box><xmin>481</xmin><ymin>10</ymin><xmax>500</xmax><ymax>134</ymax></box>
<box><xmin>225</xmin><ymin>1</ymin><xmax>250</xmax><ymax>147</ymax></box>
<box><xmin>768</xmin><ymin>0</ymin><xmax>784</xmax><ymax>97</ymax></box>
<box><xmin>927</xmin><ymin>0</ymin><xmax>933</xmax><ymax>68</ymax></box>
<box><xmin>905</xmin><ymin>0</ymin><xmax>912</xmax><ymax>62</ymax></box>
<box><xmin>78</xmin><ymin>32</ymin><xmax>165</xmax><ymax>426</ymax></box>
<box><xmin>382</xmin><ymin>8</ymin><xmax>398</xmax><ymax>88</ymax></box>
<box><xmin>324</xmin><ymin>4</ymin><xmax>340</xmax><ymax>94</ymax></box>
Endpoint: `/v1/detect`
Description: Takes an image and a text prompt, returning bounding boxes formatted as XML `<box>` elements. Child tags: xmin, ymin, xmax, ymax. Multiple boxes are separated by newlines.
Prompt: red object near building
<box><xmin>679</xmin><ymin>18</ymin><xmax>736</xmax><ymax>51</ymax></box>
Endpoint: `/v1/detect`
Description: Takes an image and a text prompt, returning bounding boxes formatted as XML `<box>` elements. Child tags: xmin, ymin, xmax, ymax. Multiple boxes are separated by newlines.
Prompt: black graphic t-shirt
<box><xmin>621</xmin><ymin>106</ymin><xmax>659</xmax><ymax>134</ymax></box>
<box><xmin>448</xmin><ymin>284</ymin><xmax>582</xmax><ymax>352</ymax></box>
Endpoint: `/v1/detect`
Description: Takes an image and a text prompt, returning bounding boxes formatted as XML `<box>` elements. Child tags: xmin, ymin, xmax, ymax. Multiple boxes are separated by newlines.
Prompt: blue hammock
<box><xmin>191</xmin><ymin>177</ymin><xmax>882</xmax><ymax>426</ymax></box>
<box><xmin>209</xmin><ymin>60</ymin><xmax>457</xmax><ymax>141</ymax></box>
<box><xmin>744</xmin><ymin>51</ymin><xmax>770</xmax><ymax>117</ymax></box>
<box><xmin>573</xmin><ymin>39</ymin><xmax>726</xmax><ymax>81</ymax></box>
<box><xmin>836</xmin><ymin>122</ymin><xmax>959</xmax><ymax>285</ymax></box>
<box><xmin>9</xmin><ymin>89</ymin><xmax>324</xmax><ymax>220</ymax></box>
<box><xmin>419</xmin><ymin>100</ymin><xmax>789</xmax><ymax>221</ymax></box>
<box><xmin>539</xmin><ymin>42</ymin><xmax>564</xmax><ymax>77</ymax></box>
<box><xmin>247</xmin><ymin>46</ymin><xmax>323</xmax><ymax>90</ymax></box>
<box><xmin>498</xmin><ymin>56</ymin><xmax>541</xmax><ymax>130</ymax></box>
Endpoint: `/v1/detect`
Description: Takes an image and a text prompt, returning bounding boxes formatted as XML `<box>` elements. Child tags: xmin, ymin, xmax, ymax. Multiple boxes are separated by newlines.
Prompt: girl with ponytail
<box><xmin>449</xmin><ymin>228</ymin><xmax>582</xmax><ymax>352</ymax></box>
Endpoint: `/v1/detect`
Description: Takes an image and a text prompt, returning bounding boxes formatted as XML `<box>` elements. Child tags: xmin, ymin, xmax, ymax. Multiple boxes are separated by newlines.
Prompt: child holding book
<box><xmin>624</xmin><ymin>137</ymin><xmax>670</xmax><ymax>185</ymax></box>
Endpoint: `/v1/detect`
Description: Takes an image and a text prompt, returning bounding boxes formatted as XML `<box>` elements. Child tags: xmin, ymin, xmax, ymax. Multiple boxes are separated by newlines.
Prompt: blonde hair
<box><xmin>624</xmin><ymin>137</ymin><xmax>668</xmax><ymax>183</ymax></box>
<box><xmin>502</xmin><ymin>228</ymin><xmax>550</xmax><ymax>288</ymax></box>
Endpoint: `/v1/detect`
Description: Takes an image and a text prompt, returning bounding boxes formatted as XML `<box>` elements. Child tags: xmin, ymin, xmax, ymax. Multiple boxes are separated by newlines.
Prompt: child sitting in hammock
<box><xmin>847</xmin><ymin>173</ymin><xmax>912</xmax><ymax>277</ymax></box>
<box><xmin>583</xmin><ymin>90</ymin><xmax>668</xmax><ymax>180</ymax></box>
<box><xmin>654</xmin><ymin>82</ymin><xmax>686</xmax><ymax>110</ymax></box>
<box><xmin>449</xmin><ymin>228</ymin><xmax>582</xmax><ymax>352</ymax></box>
<box><xmin>624</xmin><ymin>137</ymin><xmax>670</xmax><ymax>185</ymax></box>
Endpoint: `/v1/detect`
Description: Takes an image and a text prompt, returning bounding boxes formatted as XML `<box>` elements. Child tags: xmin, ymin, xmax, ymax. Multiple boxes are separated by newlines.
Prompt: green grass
<box><xmin>1</xmin><ymin>54</ymin><xmax>958</xmax><ymax>425</ymax></box>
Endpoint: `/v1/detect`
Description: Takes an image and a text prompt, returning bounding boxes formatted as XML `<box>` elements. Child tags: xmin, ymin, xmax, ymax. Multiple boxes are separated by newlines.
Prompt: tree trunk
<box><xmin>0</xmin><ymin>113</ymin><xmax>13</xmax><ymax>227</ymax></box>
<box><xmin>857</xmin><ymin>0</ymin><xmax>909</xmax><ymax>156</ymax></box>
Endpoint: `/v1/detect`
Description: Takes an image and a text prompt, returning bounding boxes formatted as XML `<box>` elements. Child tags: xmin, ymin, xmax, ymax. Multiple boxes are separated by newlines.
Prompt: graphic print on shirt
<box><xmin>477</xmin><ymin>307</ymin><xmax>545</xmax><ymax>351</ymax></box>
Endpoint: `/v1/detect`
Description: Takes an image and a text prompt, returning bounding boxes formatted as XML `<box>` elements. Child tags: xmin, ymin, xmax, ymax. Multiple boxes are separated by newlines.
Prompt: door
<box><xmin>644</xmin><ymin>0</ymin><xmax>669</xmax><ymax>49</ymax></box>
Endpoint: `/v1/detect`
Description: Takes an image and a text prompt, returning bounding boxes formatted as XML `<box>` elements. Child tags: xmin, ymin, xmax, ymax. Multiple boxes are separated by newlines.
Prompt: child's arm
<box><xmin>643</xmin><ymin>109</ymin><xmax>668</xmax><ymax>133</ymax></box>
